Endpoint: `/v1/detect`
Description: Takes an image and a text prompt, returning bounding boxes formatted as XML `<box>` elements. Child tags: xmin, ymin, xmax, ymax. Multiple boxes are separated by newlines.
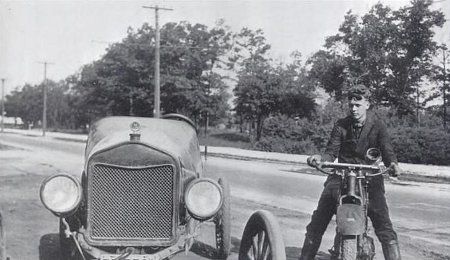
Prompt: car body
<box><xmin>40</xmin><ymin>114</ymin><xmax>231</xmax><ymax>260</ymax></box>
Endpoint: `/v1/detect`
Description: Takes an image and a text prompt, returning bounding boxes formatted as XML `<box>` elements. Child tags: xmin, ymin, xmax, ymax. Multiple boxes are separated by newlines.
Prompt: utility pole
<box><xmin>204</xmin><ymin>71</ymin><xmax>213</xmax><ymax>161</ymax></box>
<box><xmin>38</xmin><ymin>62</ymin><xmax>54</xmax><ymax>136</ymax></box>
<box><xmin>1</xmin><ymin>78</ymin><xmax>5</xmax><ymax>133</ymax></box>
<box><xmin>416</xmin><ymin>86</ymin><xmax>420</xmax><ymax>128</ymax></box>
<box><xmin>143</xmin><ymin>5</ymin><xmax>173</xmax><ymax>118</ymax></box>
<box><xmin>443</xmin><ymin>46</ymin><xmax>448</xmax><ymax>129</ymax></box>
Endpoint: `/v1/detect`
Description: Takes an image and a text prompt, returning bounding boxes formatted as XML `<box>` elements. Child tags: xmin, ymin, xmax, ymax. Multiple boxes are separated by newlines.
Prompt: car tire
<box><xmin>215</xmin><ymin>177</ymin><xmax>231</xmax><ymax>259</ymax></box>
<box><xmin>239</xmin><ymin>210</ymin><xmax>286</xmax><ymax>260</ymax></box>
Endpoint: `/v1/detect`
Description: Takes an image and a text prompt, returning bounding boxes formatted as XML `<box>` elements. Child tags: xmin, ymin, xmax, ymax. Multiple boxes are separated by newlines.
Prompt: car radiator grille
<box><xmin>87</xmin><ymin>164</ymin><xmax>175</xmax><ymax>242</ymax></box>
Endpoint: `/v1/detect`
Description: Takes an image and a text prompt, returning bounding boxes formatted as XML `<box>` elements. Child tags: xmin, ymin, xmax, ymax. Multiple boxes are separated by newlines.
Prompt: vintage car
<box><xmin>39</xmin><ymin>114</ymin><xmax>286</xmax><ymax>260</ymax></box>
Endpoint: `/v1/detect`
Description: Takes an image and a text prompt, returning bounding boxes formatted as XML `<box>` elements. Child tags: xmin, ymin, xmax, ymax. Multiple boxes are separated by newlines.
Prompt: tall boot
<box><xmin>299</xmin><ymin>235</ymin><xmax>321</xmax><ymax>260</ymax></box>
<box><xmin>382</xmin><ymin>240</ymin><xmax>401</xmax><ymax>260</ymax></box>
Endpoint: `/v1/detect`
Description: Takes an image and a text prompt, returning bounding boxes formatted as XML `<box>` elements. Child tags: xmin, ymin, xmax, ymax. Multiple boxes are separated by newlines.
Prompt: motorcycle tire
<box><xmin>341</xmin><ymin>237</ymin><xmax>357</xmax><ymax>260</ymax></box>
<box><xmin>360</xmin><ymin>235</ymin><xmax>375</xmax><ymax>260</ymax></box>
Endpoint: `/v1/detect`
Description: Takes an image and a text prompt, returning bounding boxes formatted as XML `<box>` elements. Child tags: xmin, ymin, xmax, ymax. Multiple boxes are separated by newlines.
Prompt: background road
<box><xmin>1</xmin><ymin>133</ymin><xmax>449</xmax><ymax>260</ymax></box>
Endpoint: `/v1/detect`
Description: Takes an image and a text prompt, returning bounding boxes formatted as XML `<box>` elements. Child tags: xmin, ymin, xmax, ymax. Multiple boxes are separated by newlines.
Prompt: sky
<box><xmin>0</xmin><ymin>0</ymin><xmax>449</xmax><ymax>94</ymax></box>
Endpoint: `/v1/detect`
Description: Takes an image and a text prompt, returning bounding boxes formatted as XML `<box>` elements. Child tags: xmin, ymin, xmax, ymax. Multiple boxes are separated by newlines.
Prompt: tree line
<box><xmin>4</xmin><ymin>0</ymin><xmax>450</xmax><ymax>143</ymax></box>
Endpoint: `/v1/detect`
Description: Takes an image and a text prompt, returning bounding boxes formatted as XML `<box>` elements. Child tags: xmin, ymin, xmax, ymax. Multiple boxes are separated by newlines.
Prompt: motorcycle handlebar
<box><xmin>313</xmin><ymin>161</ymin><xmax>392</xmax><ymax>176</ymax></box>
<box><xmin>320</xmin><ymin>162</ymin><xmax>380</xmax><ymax>170</ymax></box>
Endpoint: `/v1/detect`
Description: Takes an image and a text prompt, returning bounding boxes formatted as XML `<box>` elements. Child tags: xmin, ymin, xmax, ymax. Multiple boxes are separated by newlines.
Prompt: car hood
<box><xmin>84</xmin><ymin>116</ymin><xmax>202</xmax><ymax>173</ymax></box>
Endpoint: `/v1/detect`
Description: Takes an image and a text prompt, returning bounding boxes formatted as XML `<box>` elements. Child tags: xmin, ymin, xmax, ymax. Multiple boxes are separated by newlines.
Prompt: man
<box><xmin>299</xmin><ymin>84</ymin><xmax>402</xmax><ymax>260</ymax></box>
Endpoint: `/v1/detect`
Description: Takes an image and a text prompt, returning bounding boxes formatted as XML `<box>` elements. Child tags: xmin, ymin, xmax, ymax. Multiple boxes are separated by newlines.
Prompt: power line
<box><xmin>91</xmin><ymin>39</ymin><xmax>203</xmax><ymax>49</ymax></box>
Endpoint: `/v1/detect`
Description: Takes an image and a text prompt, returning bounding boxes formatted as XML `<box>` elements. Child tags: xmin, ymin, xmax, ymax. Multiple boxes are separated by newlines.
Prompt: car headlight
<box><xmin>40</xmin><ymin>174</ymin><xmax>82</xmax><ymax>216</ymax></box>
<box><xmin>185</xmin><ymin>178</ymin><xmax>223</xmax><ymax>220</ymax></box>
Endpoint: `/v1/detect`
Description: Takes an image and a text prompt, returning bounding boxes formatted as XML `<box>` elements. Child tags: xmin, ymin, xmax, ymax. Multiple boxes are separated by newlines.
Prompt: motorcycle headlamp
<box><xmin>40</xmin><ymin>174</ymin><xmax>82</xmax><ymax>216</ymax></box>
<box><xmin>185</xmin><ymin>178</ymin><xmax>223</xmax><ymax>220</ymax></box>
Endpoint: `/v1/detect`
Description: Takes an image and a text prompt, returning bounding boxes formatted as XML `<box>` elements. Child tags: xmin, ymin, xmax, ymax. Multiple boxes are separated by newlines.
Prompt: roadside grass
<box><xmin>198</xmin><ymin>129</ymin><xmax>252</xmax><ymax>150</ymax></box>
<box><xmin>49</xmin><ymin>128</ymin><xmax>88</xmax><ymax>135</ymax></box>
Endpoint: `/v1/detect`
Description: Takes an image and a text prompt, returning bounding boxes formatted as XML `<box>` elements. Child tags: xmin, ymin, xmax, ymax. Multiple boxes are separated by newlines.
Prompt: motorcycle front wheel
<box><xmin>341</xmin><ymin>236</ymin><xmax>357</xmax><ymax>260</ymax></box>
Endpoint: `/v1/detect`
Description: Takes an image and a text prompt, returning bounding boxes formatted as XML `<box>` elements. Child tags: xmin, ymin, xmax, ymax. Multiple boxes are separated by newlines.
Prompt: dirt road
<box><xmin>0</xmin><ymin>146</ymin><xmax>303</xmax><ymax>260</ymax></box>
<box><xmin>1</xmin><ymin>135</ymin><xmax>450</xmax><ymax>260</ymax></box>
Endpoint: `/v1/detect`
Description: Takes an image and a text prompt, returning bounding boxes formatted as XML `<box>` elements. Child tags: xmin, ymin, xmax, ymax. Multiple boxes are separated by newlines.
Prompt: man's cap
<box><xmin>346</xmin><ymin>84</ymin><xmax>371</xmax><ymax>100</ymax></box>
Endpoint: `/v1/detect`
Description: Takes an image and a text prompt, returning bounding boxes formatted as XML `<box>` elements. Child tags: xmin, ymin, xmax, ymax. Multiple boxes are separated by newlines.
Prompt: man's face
<box><xmin>348</xmin><ymin>96</ymin><xmax>370</xmax><ymax>123</ymax></box>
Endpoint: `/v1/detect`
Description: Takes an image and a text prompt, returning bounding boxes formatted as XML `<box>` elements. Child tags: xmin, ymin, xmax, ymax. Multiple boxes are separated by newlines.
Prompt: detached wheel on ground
<box><xmin>215</xmin><ymin>177</ymin><xmax>231</xmax><ymax>259</ymax></box>
<box><xmin>239</xmin><ymin>210</ymin><xmax>286</xmax><ymax>260</ymax></box>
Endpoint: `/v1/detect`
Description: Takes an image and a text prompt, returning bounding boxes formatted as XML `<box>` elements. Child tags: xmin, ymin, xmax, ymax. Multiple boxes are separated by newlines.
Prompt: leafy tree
<box><xmin>429</xmin><ymin>44</ymin><xmax>450</xmax><ymax>128</ymax></box>
<box><xmin>308</xmin><ymin>0</ymin><xmax>445</xmax><ymax>117</ymax></box>
<box><xmin>4</xmin><ymin>88</ymin><xmax>22</xmax><ymax>122</ymax></box>
<box><xmin>232</xmin><ymin>28</ymin><xmax>316</xmax><ymax>140</ymax></box>
<box><xmin>45</xmin><ymin>80</ymin><xmax>72</xmax><ymax>129</ymax></box>
<box><xmin>230</xmin><ymin>28</ymin><xmax>272</xmax><ymax>139</ymax></box>
<box><xmin>71</xmin><ymin>21</ymin><xmax>232</xmax><ymax>126</ymax></box>
<box><xmin>159</xmin><ymin>21</ymin><xmax>232</xmax><ymax>125</ymax></box>
<box><xmin>5</xmin><ymin>84</ymin><xmax>43</xmax><ymax>127</ymax></box>
<box><xmin>271</xmin><ymin>52</ymin><xmax>316</xmax><ymax>118</ymax></box>
<box><xmin>5</xmin><ymin>80</ymin><xmax>74</xmax><ymax>129</ymax></box>
<box><xmin>307</xmin><ymin>50</ymin><xmax>346</xmax><ymax>100</ymax></box>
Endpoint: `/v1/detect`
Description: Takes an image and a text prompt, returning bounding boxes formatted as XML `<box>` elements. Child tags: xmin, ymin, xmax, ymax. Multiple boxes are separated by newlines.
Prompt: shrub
<box><xmin>253</xmin><ymin>114</ymin><xmax>331</xmax><ymax>155</ymax></box>
<box><xmin>391</xmin><ymin>127</ymin><xmax>450</xmax><ymax>165</ymax></box>
<box><xmin>255</xmin><ymin>136</ymin><xmax>321</xmax><ymax>154</ymax></box>
<box><xmin>253</xmin><ymin>107</ymin><xmax>450</xmax><ymax>166</ymax></box>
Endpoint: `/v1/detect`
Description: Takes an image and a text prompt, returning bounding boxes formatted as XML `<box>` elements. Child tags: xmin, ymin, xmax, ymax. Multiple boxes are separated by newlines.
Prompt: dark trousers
<box><xmin>305</xmin><ymin>175</ymin><xmax>397</xmax><ymax>244</ymax></box>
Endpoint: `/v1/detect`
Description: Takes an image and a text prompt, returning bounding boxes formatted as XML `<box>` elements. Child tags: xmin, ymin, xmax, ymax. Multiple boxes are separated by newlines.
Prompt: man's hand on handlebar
<box><xmin>307</xmin><ymin>154</ymin><xmax>323</xmax><ymax>168</ymax></box>
<box><xmin>388</xmin><ymin>162</ymin><xmax>402</xmax><ymax>177</ymax></box>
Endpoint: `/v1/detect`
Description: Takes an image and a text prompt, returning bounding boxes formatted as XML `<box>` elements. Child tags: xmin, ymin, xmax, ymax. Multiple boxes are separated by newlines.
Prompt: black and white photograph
<box><xmin>0</xmin><ymin>0</ymin><xmax>449</xmax><ymax>259</ymax></box>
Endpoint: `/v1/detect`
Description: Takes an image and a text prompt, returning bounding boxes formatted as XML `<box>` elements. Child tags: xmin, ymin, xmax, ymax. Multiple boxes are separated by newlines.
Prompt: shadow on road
<box><xmin>191</xmin><ymin>236</ymin><xmax>241</xmax><ymax>259</ymax></box>
<box><xmin>39</xmin><ymin>234</ymin><xmax>244</xmax><ymax>260</ymax></box>
<box><xmin>286</xmin><ymin>246</ymin><xmax>331</xmax><ymax>260</ymax></box>
<box><xmin>38</xmin><ymin>233</ymin><xmax>60</xmax><ymax>260</ymax></box>
<box><xmin>39</xmin><ymin>233</ymin><xmax>332</xmax><ymax>260</ymax></box>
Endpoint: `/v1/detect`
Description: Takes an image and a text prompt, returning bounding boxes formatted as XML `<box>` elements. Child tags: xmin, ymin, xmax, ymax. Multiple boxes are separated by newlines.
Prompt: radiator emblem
<box><xmin>130</xmin><ymin>121</ymin><xmax>141</xmax><ymax>134</ymax></box>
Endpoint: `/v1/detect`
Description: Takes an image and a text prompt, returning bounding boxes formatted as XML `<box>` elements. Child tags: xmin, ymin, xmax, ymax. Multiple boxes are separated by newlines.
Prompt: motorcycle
<box><xmin>309</xmin><ymin>148</ymin><xmax>393</xmax><ymax>260</ymax></box>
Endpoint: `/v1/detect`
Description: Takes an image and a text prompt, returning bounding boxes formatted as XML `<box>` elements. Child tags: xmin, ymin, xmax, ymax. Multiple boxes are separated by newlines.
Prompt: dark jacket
<box><xmin>322</xmin><ymin>112</ymin><xmax>397</xmax><ymax>167</ymax></box>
